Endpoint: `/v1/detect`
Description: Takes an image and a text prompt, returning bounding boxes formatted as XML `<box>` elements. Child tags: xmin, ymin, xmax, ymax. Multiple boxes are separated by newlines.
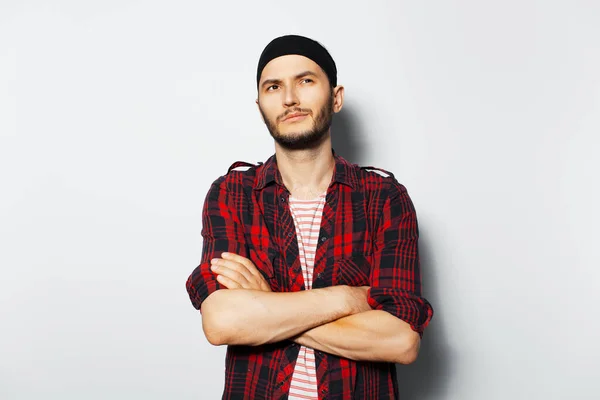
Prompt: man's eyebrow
<box><xmin>294</xmin><ymin>70</ymin><xmax>318</xmax><ymax>79</ymax></box>
<box><xmin>261</xmin><ymin>70</ymin><xmax>319</xmax><ymax>88</ymax></box>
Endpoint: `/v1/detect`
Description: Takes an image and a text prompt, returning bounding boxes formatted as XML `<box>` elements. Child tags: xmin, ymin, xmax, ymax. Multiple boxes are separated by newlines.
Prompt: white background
<box><xmin>1</xmin><ymin>1</ymin><xmax>599</xmax><ymax>399</ymax></box>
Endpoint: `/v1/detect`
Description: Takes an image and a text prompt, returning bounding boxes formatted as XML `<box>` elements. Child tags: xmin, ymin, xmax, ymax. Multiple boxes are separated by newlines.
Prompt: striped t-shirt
<box><xmin>287</xmin><ymin>192</ymin><xmax>327</xmax><ymax>400</ymax></box>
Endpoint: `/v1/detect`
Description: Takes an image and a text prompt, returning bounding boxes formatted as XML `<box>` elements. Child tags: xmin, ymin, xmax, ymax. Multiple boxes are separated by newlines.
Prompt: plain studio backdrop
<box><xmin>1</xmin><ymin>1</ymin><xmax>599</xmax><ymax>399</ymax></box>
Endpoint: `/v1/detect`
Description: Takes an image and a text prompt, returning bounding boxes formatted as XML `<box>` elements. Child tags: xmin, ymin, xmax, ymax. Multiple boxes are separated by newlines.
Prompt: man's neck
<box><xmin>275</xmin><ymin>140</ymin><xmax>335</xmax><ymax>200</ymax></box>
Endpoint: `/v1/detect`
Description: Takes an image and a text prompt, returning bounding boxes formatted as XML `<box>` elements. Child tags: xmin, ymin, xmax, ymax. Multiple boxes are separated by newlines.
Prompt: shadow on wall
<box><xmin>396</xmin><ymin>229</ymin><xmax>452</xmax><ymax>399</ymax></box>
<box><xmin>332</xmin><ymin>103</ymin><xmax>452</xmax><ymax>399</ymax></box>
<box><xmin>330</xmin><ymin>102</ymin><xmax>369</xmax><ymax>165</ymax></box>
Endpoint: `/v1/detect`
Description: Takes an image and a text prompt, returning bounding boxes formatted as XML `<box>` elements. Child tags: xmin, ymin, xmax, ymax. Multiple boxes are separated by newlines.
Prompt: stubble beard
<box><xmin>259</xmin><ymin>92</ymin><xmax>334</xmax><ymax>151</ymax></box>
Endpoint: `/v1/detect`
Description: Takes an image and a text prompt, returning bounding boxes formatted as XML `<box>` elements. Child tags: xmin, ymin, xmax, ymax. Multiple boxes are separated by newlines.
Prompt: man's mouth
<box><xmin>282</xmin><ymin>113</ymin><xmax>308</xmax><ymax>122</ymax></box>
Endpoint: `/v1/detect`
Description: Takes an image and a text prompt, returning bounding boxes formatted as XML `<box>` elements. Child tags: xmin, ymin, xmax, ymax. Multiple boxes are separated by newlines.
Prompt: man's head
<box><xmin>255</xmin><ymin>35</ymin><xmax>344</xmax><ymax>150</ymax></box>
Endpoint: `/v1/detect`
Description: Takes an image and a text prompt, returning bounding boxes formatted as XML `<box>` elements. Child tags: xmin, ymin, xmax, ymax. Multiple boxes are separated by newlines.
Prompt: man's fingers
<box><xmin>221</xmin><ymin>252</ymin><xmax>261</xmax><ymax>276</ymax></box>
<box><xmin>212</xmin><ymin>253</ymin><xmax>272</xmax><ymax>292</ymax></box>
<box><xmin>211</xmin><ymin>264</ymin><xmax>250</xmax><ymax>287</ymax></box>
<box><xmin>216</xmin><ymin>274</ymin><xmax>242</xmax><ymax>289</ymax></box>
<box><xmin>211</xmin><ymin>258</ymin><xmax>253</xmax><ymax>282</ymax></box>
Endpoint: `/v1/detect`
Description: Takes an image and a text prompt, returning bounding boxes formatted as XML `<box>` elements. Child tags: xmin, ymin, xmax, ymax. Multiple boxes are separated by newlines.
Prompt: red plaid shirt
<box><xmin>186</xmin><ymin>151</ymin><xmax>434</xmax><ymax>399</ymax></box>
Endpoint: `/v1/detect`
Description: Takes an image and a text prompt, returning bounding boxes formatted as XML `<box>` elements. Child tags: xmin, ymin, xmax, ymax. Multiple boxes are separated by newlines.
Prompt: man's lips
<box><xmin>282</xmin><ymin>113</ymin><xmax>308</xmax><ymax>122</ymax></box>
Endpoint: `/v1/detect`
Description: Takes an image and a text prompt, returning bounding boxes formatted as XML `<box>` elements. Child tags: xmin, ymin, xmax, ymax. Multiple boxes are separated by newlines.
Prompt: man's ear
<box><xmin>256</xmin><ymin>99</ymin><xmax>265</xmax><ymax>123</ymax></box>
<box><xmin>332</xmin><ymin>85</ymin><xmax>345</xmax><ymax>113</ymax></box>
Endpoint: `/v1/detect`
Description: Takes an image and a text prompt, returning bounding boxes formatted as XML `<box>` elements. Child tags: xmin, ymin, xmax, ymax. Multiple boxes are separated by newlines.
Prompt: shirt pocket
<box><xmin>335</xmin><ymin>254</ymin><xmax>372</xmax><ymax>287</ymax></box>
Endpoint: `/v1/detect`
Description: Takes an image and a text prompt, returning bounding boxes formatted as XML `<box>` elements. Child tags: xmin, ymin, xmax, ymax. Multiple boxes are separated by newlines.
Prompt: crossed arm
<box><xmin>186</xmin><ymin>179</ymin><xmax>433</xmax><ymax>365</ymax></box>
<box><xmin>202</xmin><ymin>253</ymin><xmax>420</xmax><ymax>364</ymax></box>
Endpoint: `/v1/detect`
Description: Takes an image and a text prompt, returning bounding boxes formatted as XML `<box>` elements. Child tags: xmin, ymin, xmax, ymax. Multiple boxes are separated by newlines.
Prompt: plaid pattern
<box><xmin>186</xmin><ymin>151</ymin><xmax>434</xmax><ymax>399</ymax></box>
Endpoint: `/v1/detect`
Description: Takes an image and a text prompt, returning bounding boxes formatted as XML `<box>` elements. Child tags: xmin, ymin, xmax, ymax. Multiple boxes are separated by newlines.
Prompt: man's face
<box><xmin>257</xmin><ymin>55</ymin><xmax>337</xmax><ymax>150</ymax></box>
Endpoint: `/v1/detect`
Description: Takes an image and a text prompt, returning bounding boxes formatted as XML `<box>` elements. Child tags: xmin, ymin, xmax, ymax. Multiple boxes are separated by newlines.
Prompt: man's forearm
<box><xmin>201</xmin><ymin>286</ymin><xmax>350</xmax><ymax>346</ymax></box>
<box><xmin>291</xmin><ymin>310</ymin><xmax>421</xmax><ymax>364</ymax></box>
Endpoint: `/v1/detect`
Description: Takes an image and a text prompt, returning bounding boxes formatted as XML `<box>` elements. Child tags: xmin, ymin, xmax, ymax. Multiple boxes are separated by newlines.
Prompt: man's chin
<box><xmin>272</xmin><ymin>131</ymin><xmax>327</xmax><ymax>150</ymax></box>
<box><xmin>276</xmin><ymin>130</ymin><xmax>306</xmax><ymax>139</ymax></box>
<box><xmin>277</xmin><ymin>121</ymin><xmax>311</xmax><ymax>133</ymax></box>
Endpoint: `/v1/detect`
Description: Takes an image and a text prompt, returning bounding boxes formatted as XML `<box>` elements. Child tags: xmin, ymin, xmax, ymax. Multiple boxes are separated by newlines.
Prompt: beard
<box><xmin>259</xmin><ymin>91</ymin><xmax>334</xmax><ymax>150</ymax></box>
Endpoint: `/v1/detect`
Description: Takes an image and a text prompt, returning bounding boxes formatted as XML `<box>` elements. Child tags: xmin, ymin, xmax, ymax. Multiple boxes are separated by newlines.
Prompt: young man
<box><xmin>186</xmin><ymin>34</ymin><xmax>434</xmax><ymax>400</ymax></box>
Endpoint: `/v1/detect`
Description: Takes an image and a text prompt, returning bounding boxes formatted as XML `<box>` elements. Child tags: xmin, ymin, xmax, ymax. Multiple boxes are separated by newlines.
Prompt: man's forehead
<box><xmin>259</xmin><ymin>54</ymin><xmax>323</xmax><ymax>81</ymax></box>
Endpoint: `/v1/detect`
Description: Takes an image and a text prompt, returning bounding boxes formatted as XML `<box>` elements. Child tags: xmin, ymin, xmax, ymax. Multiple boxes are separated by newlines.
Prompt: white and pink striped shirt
<box><xmin>287</xmin><ymin>192</ymin><xmax>327</xmax><ymax>400</ymax></box>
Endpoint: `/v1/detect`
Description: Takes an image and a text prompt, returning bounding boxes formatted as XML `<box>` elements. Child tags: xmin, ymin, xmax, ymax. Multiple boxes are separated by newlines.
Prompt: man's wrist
<box><xmin>287</xmin><ymin>286</ymin><xmax>350</xmax><ymax>346</ymax></box>
<box><xmin>317</xmin><ymin>285</ymin><xmax>352</xmax><ymax>319</ymax></box>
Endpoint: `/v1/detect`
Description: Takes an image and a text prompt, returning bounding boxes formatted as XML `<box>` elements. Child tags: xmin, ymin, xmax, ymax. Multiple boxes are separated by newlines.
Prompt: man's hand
<box><xmin>210</xmin><ymin>252</ymin><xmax>272</xmax><ymax>292</ymax></box>
<box><xmin>289</xmin><ymin>285</ymin><xmax>372</xmax><ymax>346</ymax></box>
<box><xmin>344</xmin><ymin>286</ymin><xmax>372</xmax><ymax>315</ymax></box>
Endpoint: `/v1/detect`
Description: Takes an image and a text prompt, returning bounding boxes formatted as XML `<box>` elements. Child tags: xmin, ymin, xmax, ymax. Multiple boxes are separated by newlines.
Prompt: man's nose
<box><xmin>283</xmin><ymin>86</ymin><xmax>299</xmax><ymax>107</ymax></box>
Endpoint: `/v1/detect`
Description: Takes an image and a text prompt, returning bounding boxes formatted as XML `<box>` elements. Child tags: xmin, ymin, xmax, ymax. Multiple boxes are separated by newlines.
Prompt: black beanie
<box><xmin>256</xmin><ymin>35</ymin><xmax>337</xmax><ymax>89</ymax></box>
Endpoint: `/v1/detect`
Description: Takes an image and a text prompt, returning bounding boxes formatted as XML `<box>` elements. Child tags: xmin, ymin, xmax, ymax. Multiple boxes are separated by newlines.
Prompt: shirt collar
<box><xmin>254</xmin><ymin>149</ymin><xmax>358</xmax><ymax>191</ymax></box>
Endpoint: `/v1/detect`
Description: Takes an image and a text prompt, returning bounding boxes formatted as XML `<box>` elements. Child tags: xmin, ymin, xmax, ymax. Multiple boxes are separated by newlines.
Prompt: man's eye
<box><xmin>302</xmin><ymin>78</ymin><xmax>313</xmax><ymax>83</ymax></box>
<box><xmin>267</xmin><ymin>85</ymin><xmax>279</xmax><ymax>91</ymax></box>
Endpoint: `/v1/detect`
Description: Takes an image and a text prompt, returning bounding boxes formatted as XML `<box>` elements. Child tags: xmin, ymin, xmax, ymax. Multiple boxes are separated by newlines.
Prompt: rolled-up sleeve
<box><xmin>367</xmin><ymin>181</ymin><xmax>434</xmax><ymax>336</ymax></box>
<box><xmin>185</xmin><ymin>177</ymin><xmax>248</xmax><ymax>311</ymax></box>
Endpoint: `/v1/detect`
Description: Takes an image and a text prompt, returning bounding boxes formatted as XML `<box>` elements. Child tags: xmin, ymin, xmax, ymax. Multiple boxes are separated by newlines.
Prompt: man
<box><xmin>186</xmin><ymin>34</ymin><xmax>434</xmax><ymax>400</ymax></box>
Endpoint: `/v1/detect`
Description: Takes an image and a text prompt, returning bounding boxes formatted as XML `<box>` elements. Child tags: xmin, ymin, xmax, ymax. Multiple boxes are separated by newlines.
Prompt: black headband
<box><xmin>256</xmin><ymin>35</ymin><xmax>337</xmax><ymax>89</ymax></box>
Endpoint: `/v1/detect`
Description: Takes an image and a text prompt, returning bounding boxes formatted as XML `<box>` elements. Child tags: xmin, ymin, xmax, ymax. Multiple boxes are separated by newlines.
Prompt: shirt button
<box><xmin>320</xmin><ymin>236</ymin><xmax>327</xmax><ymax>243</ymax></box>
<box><xmin>287</xmin><ymin>232</ymin><xmax>293</xmax><ymax>237</ymax></box>
<box><xmin>280</xmin><ymin>196</ymin><xmax>286</xmax><ymax>202</ymax></box>
<box><xmin>317</xmin><ymin>272</ymin><xmax>322</xmax><ymax>279</ymax></box>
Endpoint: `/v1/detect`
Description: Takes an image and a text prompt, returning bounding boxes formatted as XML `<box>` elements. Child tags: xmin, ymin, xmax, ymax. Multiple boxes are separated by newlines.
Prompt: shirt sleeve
<box><xmin>185</xmin><ymin>177</ymin><xmax>248</xmax><ymax>311</ymax></box>
<box><xmin>367</xmin><ymin>180</ymin><xmax>434</xmax><ymax>337</ymax></box>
